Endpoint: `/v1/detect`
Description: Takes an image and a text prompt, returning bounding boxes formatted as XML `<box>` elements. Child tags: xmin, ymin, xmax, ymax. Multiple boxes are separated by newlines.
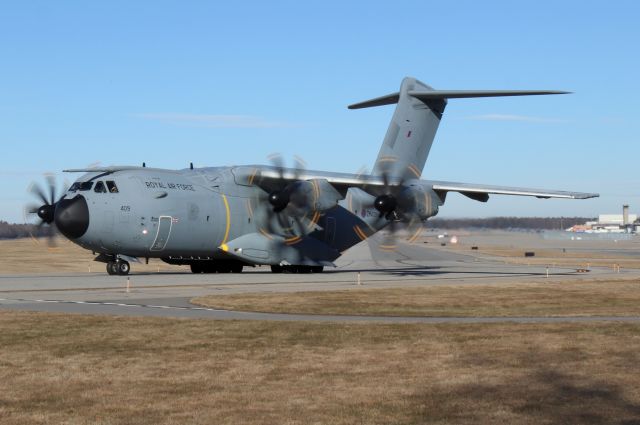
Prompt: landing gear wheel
<box><xmin>190</xmin><ymin>263</ymin><xmax>203</xmax><ymax>274</ymax></box>
<box><xmin>106</xmin><ymin>261</ymin><xmax>117</xmax><ymax>275</ymax></box>
<box><xmin>231</xmin><ymin>264</ymin><xmax>243</xmax><ymax>273</ymax></box>
<box><xmin>310</xmin><ymin>266</ymin><xmax>324</xmax><ymax>273</ymax></box>
<box><xmin>204</xmin><ymin>264</ymin><xmax>219</xmax><ymax>273</ymax></box>
<box><xmin>270</xmin><ymin>265</ymin><xmax>283</xmax><ymax>273</ymax></box>
<box><xmin>217</xmin><ymin>263</ymin><xmax>232</xmax><ymax>273</ymax></box>
<box><xmin>116</xmin><ymin>261</ymin><xmax>130</xmax><ymax>275</ymax></box>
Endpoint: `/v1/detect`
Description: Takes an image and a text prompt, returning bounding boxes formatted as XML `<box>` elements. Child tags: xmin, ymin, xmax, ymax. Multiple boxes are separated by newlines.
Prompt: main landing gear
<box><xmin>106</xmin><ymin>260</ymin><xmax>130</xmax><ymax>276</ymax></box>
<box><xmin>270</xmin><ymin>265</ymin><xmax>323</xmax><ymax>273</ymax></box>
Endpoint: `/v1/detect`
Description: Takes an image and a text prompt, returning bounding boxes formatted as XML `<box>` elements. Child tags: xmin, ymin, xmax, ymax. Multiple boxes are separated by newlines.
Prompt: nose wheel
<box><xmin>107</xmin><ymin>260</ymin><xmax>130</xmax><ymax>276</ymax></box>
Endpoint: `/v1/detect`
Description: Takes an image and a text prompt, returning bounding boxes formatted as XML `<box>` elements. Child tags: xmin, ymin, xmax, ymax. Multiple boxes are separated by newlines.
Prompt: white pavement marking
<box><xmin>2</xmin><ymin>297</ymin><xmax>640</xmax><ymax>324</ymax></box>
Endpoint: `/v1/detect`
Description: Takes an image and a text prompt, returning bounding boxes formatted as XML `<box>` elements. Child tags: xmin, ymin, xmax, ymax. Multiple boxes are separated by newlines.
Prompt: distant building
<box><xmin>597</xmin><ymin>214</ymin><xmax>637</xmax><ymax>226</ymax></box>
<box><xmin>567</xmin><ymin>206</ymin><xmax>640</xmax><ymax>234</ymax></box>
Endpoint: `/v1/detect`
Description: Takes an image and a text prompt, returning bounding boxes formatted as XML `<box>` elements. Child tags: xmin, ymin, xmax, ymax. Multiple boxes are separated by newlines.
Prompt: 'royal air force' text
<box><xmin>144</xmin><ymin>181</ymin><xmax>195</xmax><ymax>191</ymax></box>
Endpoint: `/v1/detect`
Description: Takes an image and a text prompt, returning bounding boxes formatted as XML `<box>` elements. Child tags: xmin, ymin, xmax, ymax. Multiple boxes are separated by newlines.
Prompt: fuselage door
<box><xmin>150</xmin><ymin>216</ymin><xmax>173</xmax><ymax>251</ymax></box>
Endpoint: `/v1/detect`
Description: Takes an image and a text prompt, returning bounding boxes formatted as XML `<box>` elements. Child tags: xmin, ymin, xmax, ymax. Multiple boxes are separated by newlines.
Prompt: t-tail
<box><xmin>349</xmin><ymin>77</ymin><xmax>569</xmax><ymax>180</ymax></box>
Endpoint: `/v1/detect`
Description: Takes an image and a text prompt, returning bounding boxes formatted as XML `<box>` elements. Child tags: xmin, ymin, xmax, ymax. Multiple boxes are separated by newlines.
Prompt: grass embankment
<box><xmin>193</xmin><ymin>280</ymin><xmax>640</xmax><ymax>317</ymax></box>
<box><xmin>1</xmin><ymin>311</ymin><xmax>640</xmax><ymax>424</ymax></box>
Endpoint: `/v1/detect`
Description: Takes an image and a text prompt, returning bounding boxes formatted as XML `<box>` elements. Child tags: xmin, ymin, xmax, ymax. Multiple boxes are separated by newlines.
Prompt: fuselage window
<box><xmin>78</xmin><ymin>181</ymin><xmax>94</xmax><ymax>191</ymax></box>
<box><xmin>94</xmin><ymin>181</ymin><xmax>106</xmax><ymax>193</ymax></box>
<box><xmin>106</xmin><ymin>181</ymin><xmax>119</xmax><ymax>193</ymax></box>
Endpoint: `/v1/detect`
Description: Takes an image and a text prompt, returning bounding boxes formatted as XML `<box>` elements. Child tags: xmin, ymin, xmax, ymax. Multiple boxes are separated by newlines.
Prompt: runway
<box><xmin>1</xmin><ymin>239</ymin><xmax>639</xmax><ymax>323</ymax></box>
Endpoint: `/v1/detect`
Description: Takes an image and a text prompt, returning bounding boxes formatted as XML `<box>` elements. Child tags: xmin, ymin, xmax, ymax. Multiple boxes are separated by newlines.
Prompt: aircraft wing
<box><xmin>241</xmin><ymin>166</ymin><xmax>598</xmax><ymax>200</ymax></box>
<box><xmin>427</xmin><ymin>180</ymin><xmax>598</xmax><ymax>202</ymax></box>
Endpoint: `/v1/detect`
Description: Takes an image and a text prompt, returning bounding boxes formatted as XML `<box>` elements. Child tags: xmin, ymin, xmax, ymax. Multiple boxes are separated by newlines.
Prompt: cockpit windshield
<box><xmin>106</xmin><ymin>181</ymin><xmax>119</xmax><ymax>193</ymax></box>
<box><xmin>69</xmin><ymin>181</ymin><xmax>93</xmax><ymax>192</ymax></box>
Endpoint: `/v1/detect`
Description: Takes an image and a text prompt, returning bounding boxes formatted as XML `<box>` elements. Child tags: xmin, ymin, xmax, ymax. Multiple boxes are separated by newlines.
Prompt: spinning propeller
<box><xmin>247</xmin><ymin>154</ymin><xmax>322</xmax><ymax>242</ymax></box>
<box><xmin>24</xmin><ymin>174</ymin><xmax>67</xmax><ymax>247</ymax></box>
<box><xmin>359</xmin><ymin>159</ymin><xmax>425</xmax><ymax>252</ymax></box>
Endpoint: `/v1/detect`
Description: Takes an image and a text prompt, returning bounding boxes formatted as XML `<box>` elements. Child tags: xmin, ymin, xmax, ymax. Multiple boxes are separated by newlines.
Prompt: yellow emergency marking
<box><xmin>307</xmin><ymin>211</ymin><xmax>321</xmax><ymax>230</ymax></box>
<box><xmin>248</xmin><ymin>168</ymin><xmax>258</xmax><ymax>185</ymax></box>
<box><xmin>221</xmin><ymin>194</ymin><xmax>231</xmax><ymax>245</ymax></box>
<box><xmin>378</xmin><ymin>156</ymin><xmax>396</xmax><ymax>164</ymax></box>
<box><xmin>408</xmin><ymin>227</ymin><xmax>422</xmax><ymax>243</ymax></box>
<box><xmin>312</xmin><ymin>179</ymin><xmax>320</xmax><ymax>201</ymax></box>
<box><xmin>284</xmin><ymin>235</ymin><xmax>302</xmax><ymax>245</ymax></box>
<box><xmin>220</xmin><ymin>243</ymin><xmax>229</xmax><ymax>252</ymax></box>
<box><xmin>353</xmin><ymin>225</ymin><xmax>368</xmax><ymax>241</ymax></box>
<box><xmin>408</xmin><ymin>163</ymin><xmax>421</xmax><ymax>178</ymax></box>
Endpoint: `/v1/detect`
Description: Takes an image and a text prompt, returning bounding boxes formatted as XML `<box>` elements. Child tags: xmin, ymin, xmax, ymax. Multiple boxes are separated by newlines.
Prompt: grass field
<box><xmin>444</xmin><ymin>244</ymin><xmax>640</xmax><ymax>269</ymax></box>
<box><xmin>0</xmin><ymin>238</ymin><xmax>183</xmax><ymax>274</ymax></box>
<box><xmin>193</xmin><ymin>279</ymin><xmax>640</xmax><ymax>317</ymax></box>
<box><xmin>1</xmin><ymin>311</ymin><xmax>640</xmax><ymax>425</ymax></box>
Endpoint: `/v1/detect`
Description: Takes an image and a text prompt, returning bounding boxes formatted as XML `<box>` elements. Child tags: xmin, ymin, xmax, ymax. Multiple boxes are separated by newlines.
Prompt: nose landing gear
<box><xmin>106</xmin><ymin>260</ymin><xmax>130</xmax><ymax>276</ymax></box>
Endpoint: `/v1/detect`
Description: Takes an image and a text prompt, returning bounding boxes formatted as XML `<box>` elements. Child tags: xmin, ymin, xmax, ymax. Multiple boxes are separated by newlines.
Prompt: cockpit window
<box><xmin>106</xmin><ymin>181</ymin><xmax>119</xmax><ymax>193</ymax></box>
<box><xmin>94</xmin><ymin>181</ymin><xmax>106</xmax><ymax>193</ymax></box>
<box><xmin>78</xmin><ymin>182</ymin><xmax>93</xmax><ymax>191</ymax></box>
<box><xmin>68</xmin><ymin>182</ymin><xmax>80</xmax><ymax>192</ymax></box>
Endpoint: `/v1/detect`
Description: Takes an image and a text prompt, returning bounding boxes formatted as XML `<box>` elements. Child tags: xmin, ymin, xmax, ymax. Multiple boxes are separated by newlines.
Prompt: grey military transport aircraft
<box><xmin>26</xmin><ymin>77</ymin><xmax>597</xmax><ymax>275</ymax></box>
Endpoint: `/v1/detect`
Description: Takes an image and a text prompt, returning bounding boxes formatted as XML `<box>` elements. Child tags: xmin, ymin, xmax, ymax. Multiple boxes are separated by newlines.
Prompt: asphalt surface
<box><xmin>1</xmin><ymin>237</ymin><xmax>639</xmax><ymax>323</ymax></box>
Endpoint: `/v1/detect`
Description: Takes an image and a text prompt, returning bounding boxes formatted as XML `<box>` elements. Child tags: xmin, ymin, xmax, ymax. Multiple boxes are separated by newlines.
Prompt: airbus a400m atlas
<box><xmin>26</xmin><ymin>77</ymin><xmax>598</xmax><ymax>275</ymax></box>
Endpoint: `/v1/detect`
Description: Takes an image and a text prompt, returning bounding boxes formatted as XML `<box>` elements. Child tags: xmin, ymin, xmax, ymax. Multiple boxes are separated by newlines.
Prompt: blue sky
<box><xmin>1</xmin><ymin>1</ymin><xmax>638</xmax><ymax>222</ymax></box>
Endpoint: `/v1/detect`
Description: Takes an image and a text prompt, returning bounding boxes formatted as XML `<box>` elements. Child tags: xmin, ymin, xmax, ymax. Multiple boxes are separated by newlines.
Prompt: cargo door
<box><xmin>151</xmin><ymin>215</ymin><xmax>173</xmax><ymax>251</ymax></box>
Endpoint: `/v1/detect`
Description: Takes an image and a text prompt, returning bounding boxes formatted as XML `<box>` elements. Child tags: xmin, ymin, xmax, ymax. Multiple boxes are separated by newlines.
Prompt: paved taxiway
<box><xmin>1</xmin><ymin>238</ymin><xmax>639</xmax><ymax>323</ymax></box>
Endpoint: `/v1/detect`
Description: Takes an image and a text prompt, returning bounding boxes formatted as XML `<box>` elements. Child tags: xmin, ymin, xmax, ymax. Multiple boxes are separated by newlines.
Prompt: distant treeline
<box><xmin>0</xmin><ymin>221</ymin><xmax>50</xmax><ymax>239</ymax></box>
<box><xmin>0</xmin><ymin>217</ymin><xmax>594</xmax><ymax>239</ymax></box>
<box><xmin>428</xmin><ymin>217</ymin><xmax>593</xmax><ymax>230</ymax></box>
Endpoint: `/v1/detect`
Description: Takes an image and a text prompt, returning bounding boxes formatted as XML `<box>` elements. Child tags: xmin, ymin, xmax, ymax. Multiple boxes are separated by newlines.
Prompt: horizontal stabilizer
<box><xmin>348</xmin><ymin>90</ymin><xmax>570</xmax><ymax>109</ymax></box>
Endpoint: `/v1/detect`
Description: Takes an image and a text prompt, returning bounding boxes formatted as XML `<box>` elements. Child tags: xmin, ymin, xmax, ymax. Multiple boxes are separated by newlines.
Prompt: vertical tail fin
<box><xmin>350</xmin><ymin>77</ymin><xmax>445</xmax><ymax>180</ymax></box>
<box><xmin>348</xmin><ymin>77</ymin><xmax>568</xmax><ymax>180</ymax></box>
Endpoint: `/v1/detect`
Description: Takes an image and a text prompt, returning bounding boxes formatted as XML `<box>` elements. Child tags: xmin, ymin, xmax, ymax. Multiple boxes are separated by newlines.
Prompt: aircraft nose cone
<box><xmin>54</xmin><ymin>195</ymin><xmax>89</xmax><ymax>239</ymax></box>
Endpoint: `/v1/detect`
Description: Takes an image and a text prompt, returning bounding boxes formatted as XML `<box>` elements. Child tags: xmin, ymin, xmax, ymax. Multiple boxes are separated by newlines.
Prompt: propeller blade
<box><xmin>25</xmin><ymin>203</ymin><xmax>40</xmax><ymax>215</ymax></box>
<box><xmin>268</xmin><ymin>153</ymin><xmax>285</xmax><ymax>181</ymax></box>
<box><xmin>46</xmin><ymin>225</ymin><xmax>58</xmax><ymax>248</ymax></box>
<box><xmin>406</xmin><ymin>217</ymin><xmax>424</xmax><ymax>244</ymax></box>
<box><xmin>378</xmin><ymin>220</ymin><xmax>398</xmax><ymax>252</ymax></box>
<box><xmin>293</xmin><ymin>155</ymin><xmax>306</xmax><ymax>181</ymax></box>
<box><xmin>45</xmin><ymin>173</ymin><xmax>56</xmax><ymax>205</ymax></box>
<box><xmin>28</xmin><ymin>182</ymin><xmax>49</xmax><ymax>205</ymax></box>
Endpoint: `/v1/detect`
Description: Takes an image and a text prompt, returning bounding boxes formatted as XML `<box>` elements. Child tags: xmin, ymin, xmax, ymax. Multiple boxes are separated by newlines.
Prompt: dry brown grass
<box><xmin>193</xmin><ymin>279</ymin><xmax>640</xmax><ymax>317</ymax></box>
<box><xmin>0</xmin><ymin>311</ymin><xmax>639</xmax><ymax>424</ymax></box>
<box><xmin>446</xmin><ymin>244</ymin><xmax>640</xmax><ymax>269</ymax></box>
<box><xmin>0</xmin><ymin>238</ymin><xmax>183</xmax><ymax>274</ymax></box>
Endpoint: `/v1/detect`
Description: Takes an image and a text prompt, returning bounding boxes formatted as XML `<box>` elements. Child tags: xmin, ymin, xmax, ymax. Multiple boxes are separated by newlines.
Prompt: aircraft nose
<box><xmin>54</xmin><ymin>195</ymin><xmax>90</xmax><ymax>239</ymax></box>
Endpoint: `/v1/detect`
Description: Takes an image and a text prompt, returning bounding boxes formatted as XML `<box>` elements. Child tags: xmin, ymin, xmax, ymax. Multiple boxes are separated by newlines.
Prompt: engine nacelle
<box><xmin>287</xmin><ymin>179</ymin><xmax>342</xmax><ymax>214</ymax></box>
<box><xmin>399</xmin><ymin>182</ymin><xmax>442</xmax><ymax>220</ymax></box>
